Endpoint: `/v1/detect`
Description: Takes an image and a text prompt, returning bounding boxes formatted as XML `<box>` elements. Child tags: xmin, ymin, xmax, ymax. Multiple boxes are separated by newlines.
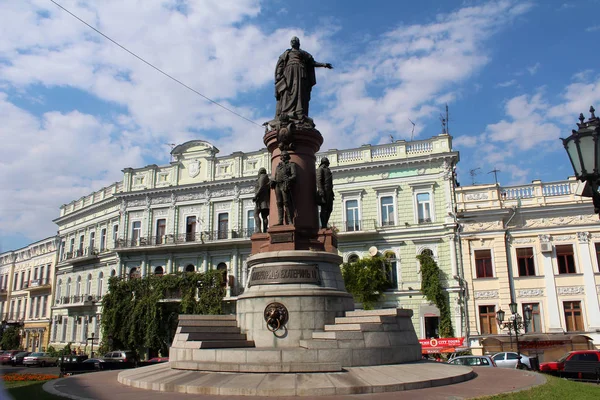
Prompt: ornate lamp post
<box><xmin>561</xmin><ymin>106</ymin><xmax>600</xmax><ymax>215</ymax></box>
<box><xmin>496</xmin><ymin>302</ymin><xmax>532</xmax><ymax>369</ymax></box>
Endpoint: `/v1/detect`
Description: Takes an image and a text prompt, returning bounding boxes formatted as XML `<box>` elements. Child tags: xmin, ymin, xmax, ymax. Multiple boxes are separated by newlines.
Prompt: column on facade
<box><xmin>202</xmin><ymin>252</ymin><xmax>208</xmax><ymax>273</ymax></box>
<box><xmin>448</xmin><ymin>234</ymin><xmax>458</xmax><ymax>278</ymax></box>
<box><xmin>167</xmin><ymin>255</ymin><xmax>174</xmax><ymax>274</ymax></box>
<box><xmin>577</xmin><ymin>232</ymin><xmax>600</xmax><ymax>330</ymax></box>
<box><xmin>540</xmin><ymin>236</ymin><xmax>563</xmax><ymax>332</ymax></box>
<box><xmin>141</xmin><ymin>258</ymin><xmax>147</xmax><ymax>278</ymax></box>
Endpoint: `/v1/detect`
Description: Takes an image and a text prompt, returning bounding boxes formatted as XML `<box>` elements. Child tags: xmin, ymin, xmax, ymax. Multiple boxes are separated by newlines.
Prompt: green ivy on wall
<box><xmin>341</xmin><ymin>256</ymin><xmax>391</xmax><ymax>310</ymax></box>
<box><xmin>100</xmin><ymin>270</ymin><xmax>224</xmax><ymax>357</ymax></box>
<box><xmin>417</xmin><ymin>252</ymin><xmax>454</xmax><ymax>338</ymax></box>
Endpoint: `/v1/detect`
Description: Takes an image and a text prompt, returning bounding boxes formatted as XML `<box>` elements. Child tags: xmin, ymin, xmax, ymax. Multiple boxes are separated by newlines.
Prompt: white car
<box><xmin>23</xmin><ymin>352</ymin><xmax>58</xmax><ymax>367</ymax></box>
<box><xmin>491</xmin><ymin>352</ymin><xmax>532</xmax><ymax>369</ymax></box>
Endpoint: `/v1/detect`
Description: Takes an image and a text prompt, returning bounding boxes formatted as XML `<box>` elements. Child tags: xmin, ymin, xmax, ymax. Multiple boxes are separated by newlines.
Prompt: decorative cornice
<box><xmin>557</xmin><ymin>286</ymin><xmax>585</xmax><ymax>295</ymax></box>
<box><xmin>512</xmin><ymin>238</ymin><xmax>535</xmax><ymax>244</ymax></box>
<box><xmin>577</xmin><ymin>232</ymin><xmax>590</xmax><ymax>244</ymax></box>
<box><xmin>517</xmin><ymin>289</ymin><xmax>544</xmax><ymax>297</ymax></box>
<box><xmin>474</xmin><ymin>290</ymin><xmax>499</xmax><ymax>299</ymax></box>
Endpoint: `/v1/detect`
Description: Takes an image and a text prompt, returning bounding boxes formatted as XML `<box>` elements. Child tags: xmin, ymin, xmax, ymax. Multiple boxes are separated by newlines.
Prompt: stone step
<box><xmin>299</xmin><ymin>339</ymin><xmax>367</xmax><ymax>349</ymax></box>
<box><xmin>178</xmin><ymin>326</ymin><xmax>241</xmax><ymax>334</ymax></box>
<box><xmin>177</xmin><ymin>319</ymin><xmax>239</xmax><ymax>327</ymax></box>
<box><xmin>345</xmin><ymin>308</ymin><xmax>413</xmax><ymax>318</ymax></box>
<box><xmin>334</xmin><ymin>315</ymin><xmax>397</xmax><ymax>324</ymax></box>
<box><xmin>324</xmin><ymin>323</ymin><xmax>384</xmax><ymax>332</ymax></box>
<box><xmin>178</xmin><ymin>314</ymin><xmax>237</xmax><ymax>321</ymax></box>
<box><xmin>186</xmin><ymin>332</ymin><xmax>247</xmax><ymax>341</ymax></box>
<box><xmin>197</xmin><ymin>340</ymin><xmax>255</xmax><ymax>349</ymax></box>
<box><xmin>172</xmin><ymin>360</ymin><xmax>342</xmax><ymax>373</ymax></box>
<box><xmin>312</xmin><ymin>331</ymin><xmax>364</xmax><ymax>340</ymax></box>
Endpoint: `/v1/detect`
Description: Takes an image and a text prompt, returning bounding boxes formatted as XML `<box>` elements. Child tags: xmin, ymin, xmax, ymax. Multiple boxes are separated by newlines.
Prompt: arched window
<box><xmin>421</xmin><ymin>248</ymin><xmax>434</xmax><ymax>257</ymax></box>
<box><xmin>110</xmin><ymin>269</ymin><xmax>116</xmax><ymax>277</ymax></box>
<box><xmin>56</xmin><ymin>279</ymin><xmax>62</xmax><ymax>303</ymax></box>
<box><xmin>185</xmin><ymin>264</ymin><xmax>195</xmax><ymax>273</ymax></box>
<box><xmin>384</xmin><ymin>251</ymin><xmax>398</xmax><ymax>289</ymax></box>
<box><xmin>347</xmin><ymin>254</ymin><xmax>360</xmax><ymax>264</ymax></box>
<box><xmin>75</xmin><ymin>276</ymin><xmax>82</xmax><ymax>297</ymax></box>
<box><xmin>86</xmin><ymin>274</ymin><xmax>92</xmax><ymax>295</ymax></box>
<box><xmin>129</xmin><ymin>268</ymin><xmax>140</xmax><ymax>279</ymax></box>
<box><xmin>217</xmin><ymin>263</ymin><xmax>227</xmax><ymax>287</ymax></box>
<box><xmin>154</xmin><ymin>266</ymin><xmax>164</xmax><ymax>276</ymax></box>
<box><xmin>97</xmin><ymin>272</ymin><xmax>104</xmax><ymax>297</ymax></box>
<box><xmin>66</xmin><ymin>278</ymin><xmax>71</xmax><ymax>298</ymax></box>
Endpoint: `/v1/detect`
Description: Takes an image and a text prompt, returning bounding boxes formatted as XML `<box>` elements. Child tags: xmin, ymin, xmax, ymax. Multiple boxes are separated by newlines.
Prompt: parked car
<box><xmin>82</xmin><ymin>358</ymin><xmax>105</xmax><ymax>369</ymax></box>
<box><xmin>0</xmin><ymin>351</ymin><xmax>21</xmax><ymax>365</ymax></box>
<box><xmin>492</xmin><ymin>352</ymin><xmax>532</xmax><ymax>370</ymax></box>
<box><xmin>23</xmin><ymin>352</ymin><xmax>58</xmax><ymax>367</ymax></box>
<box><xmin>148</xmin><ymin>357</ymin><xmax>169</xmax><ymax>363</ymax></box>
<box><xmin>11</xmin><ymin>351</ymin><xmax>31</xmax><ymax>366</ymax></box>
<box><xmin>102</xmin><ymin>350</ymin><xmax>136</xmax><ymax>363</ymax></box>
<box><xmin>539</xmin><ymin>350</ymin><xmax>600</xmax><ymax>373</ymax></box>
<box><xmin>447</xmin><ymin>355</ymin><xmax>497</xmax><ymax>367</ymax></box>
<box><xmin>57</xmin><ymin>355</ymin><xmax>89</xmax><ymax>365</ymax></box>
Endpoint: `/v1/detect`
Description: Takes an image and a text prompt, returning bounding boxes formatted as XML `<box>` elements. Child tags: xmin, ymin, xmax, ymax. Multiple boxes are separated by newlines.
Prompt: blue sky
<box><xmin>1</xmin><ymin>0</ymin><xmax>599</xmax><ymax>252</ymax></box>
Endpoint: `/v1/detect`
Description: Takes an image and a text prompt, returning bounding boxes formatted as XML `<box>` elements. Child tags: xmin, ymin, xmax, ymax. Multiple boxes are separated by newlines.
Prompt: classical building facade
<box><xmin>456</xmin><ymin>178</ymin><xmax>600</xmax><ymax>360</ymax></box>
<box><xmin>47</xmin><ymin>133</ymin><xmax>461</xmax><ymax>352</ymax></box>
<box><xmin>0</xmin><ymin>236</ymin><xmax>57</xmax><ymax>351</ymax></box>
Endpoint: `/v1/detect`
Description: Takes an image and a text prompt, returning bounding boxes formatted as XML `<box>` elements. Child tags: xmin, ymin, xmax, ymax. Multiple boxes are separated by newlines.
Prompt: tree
<box><xmin>341</xmin><ymin>256</ymin><xmax>390</xmax><ymax>310</ymax></box>
<box><xmin>0</xmin><ymin>326</ymin><xmax>21</xmax><ymax>350</ymax></box>
<box><xmin>101</xmin><ymin>270</ymin><xmax>224</xmax><ymax>358</ymax></box>
<box><xmin>417</xmin><ymin>252</ymin><xmax>454</xmax><ymax>338</ymax></box>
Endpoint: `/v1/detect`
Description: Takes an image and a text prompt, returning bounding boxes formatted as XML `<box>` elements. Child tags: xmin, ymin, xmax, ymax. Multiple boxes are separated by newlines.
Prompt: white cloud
<box><xmin>586</xmin><ymin>25</ymin><xmax>600</xmax><ymax>32</ymax></box>
<box><xmin>527</xmin><ymin>62</ymin><xmax>541</xmax><ymax>75</ymax></box>
<box><xmin>496</xmin><ymin>79</ymin><xmax>518</xmax><ymax>88</ymax></box>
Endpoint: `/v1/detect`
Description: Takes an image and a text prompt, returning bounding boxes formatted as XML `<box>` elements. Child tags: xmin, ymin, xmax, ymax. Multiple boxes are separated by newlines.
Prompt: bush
<box><xmin>341</xmin><ymin>256</ymin><xmax>390</xmax><ymax>310</ymax></box>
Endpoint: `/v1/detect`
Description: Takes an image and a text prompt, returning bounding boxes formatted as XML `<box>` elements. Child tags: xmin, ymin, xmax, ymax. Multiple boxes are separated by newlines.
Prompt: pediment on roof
<box><xmin>171</xmin><ymin>140</ymin><xmax>219</xmax><ymax>158</ymax></box>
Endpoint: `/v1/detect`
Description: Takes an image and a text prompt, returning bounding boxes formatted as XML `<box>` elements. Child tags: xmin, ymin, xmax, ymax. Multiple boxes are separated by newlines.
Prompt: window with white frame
<box><xmin>112</xmin><ymin>224</ymin><xmax>119</xmax><ymax>245</ymax></box>
<box><xmin>380</xmin><ymin>196</ymin><xmax>395</xmax><ymax>226</ymax></box>
<box><xmin>75</xmin><ymin>276</ymin><xmax>82</xmax><ymax>297</ymax></box>
<box><xmin>56</xmin><ymin>280</ymin><xmax>62</xmax><ymax>303</ymax></box>
<box><xmin>86</xmin><ymin>274</ymin><xmax>92</xmax><ymax>295</ymax></box>
<box><xmin>384</xmin><ymin>251</ymin><xmax>398</xmax><ymax>290</ymax></box>
<box><xmin>100</xmin><ymin>228</ymin><xmax>107</xmax><ymax>251</ymax></box>
<box><xmin>89</xmin><ymin>231</ymin><xmax>95</xmax><ymax>253</ymax></box>
<box><xmin>416</xmin><ymin>193</ymin><xmax>432</xmax><ymax>223</ymax></box>
<box><xmin>345</xmin><ymin>200</ymin><xmax>360</xmax><ymax>231</ymax></box>
<box><xmin>66</xmin><ymin>278</ymin><xmax>71</xmax><ymax>298</ymax></box>
<box><xmin>247</xmin><ymin>210</ymin><xmax>255</xmax><ymax>234</ymax></box>
<box><xmin>97</xmin><ymin>272</ymin><xmax>104</xmax><ymax>297</ymax></box>
<box><xmin>131</xmin><ymin>221</ymin><xmax>142</xmax><ymax>243</ymax></box>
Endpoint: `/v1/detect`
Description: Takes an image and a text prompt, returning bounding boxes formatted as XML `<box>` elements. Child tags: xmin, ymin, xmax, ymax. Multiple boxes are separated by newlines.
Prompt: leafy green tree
<box><xmin>101</xmin><ymin>270</ymin><xmax>224</xmax><ymax>358</ymax></box>
<box><xmin>341</xmin><ymin>256</ymin><xmax>390</xmax><ymax>310</ymax></box>
<box><xmin>0</xmin><ymin>326</ymin><xmax>21</xmax><ymax>350</ymax></box>
<box><xmin>417</xmin><ymin>252</ymin><xmax>454</xmax><ymax>337</ymax></box>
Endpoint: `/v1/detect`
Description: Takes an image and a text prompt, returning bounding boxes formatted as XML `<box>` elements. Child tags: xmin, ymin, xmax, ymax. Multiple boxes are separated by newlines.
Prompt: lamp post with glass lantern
<box><xmin>561</xmin><ymin>106</ymin><xmax>600</xmax><ymax>215</ymax></box>
<box><xmin>496</xmin><ymin>302</ymin><xmax>532</xmax><ymax>369</ymax></box>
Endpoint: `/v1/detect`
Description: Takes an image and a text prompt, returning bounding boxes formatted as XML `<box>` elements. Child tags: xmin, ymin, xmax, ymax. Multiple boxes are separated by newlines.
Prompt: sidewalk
<box><xmin>44</xmin><ymin>367</ymin><xmax>546</xmax><ymax>400</ymax></box>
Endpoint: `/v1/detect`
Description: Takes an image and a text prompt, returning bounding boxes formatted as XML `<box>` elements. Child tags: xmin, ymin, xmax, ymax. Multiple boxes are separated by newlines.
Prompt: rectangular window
<box><xmin>61</xmin><ymin>319</ymin><xmax>67</xmax><ymax>342</ymax></box>
<box><xmin>42</xmin><ymin>296</ymin><xmax>47</xmax><ymax>317</ymax></box>
<box><xmin>416</xmin><ymin>193</ymin><xmax>432</xmax><ymax>223</ymax></box>
<box><xmin>475</xmin><ymin>249</ymin><xmax>494</xmax><ymax>278</ymax></box>
<box><xmin>78</xmin><ymin>235</ymin><xmax>84</xmax><ymax>254</ymax></box>
<box><xmin>13</xmin><ymin>273</ymin><xmax>18</xmax><ymax>290</ymax></box>
<box><xmin>100</xmin><ymin>228</ymin><xmax>107</xmax><ymax>251</ymax></box>
<box><xmin>186</xmin><ymin>216</ymin><xmax>196</xmax><ymax>241</ymax></box>
<box><xmin>479</xmin><ymin>305</ymin><xmax>498</xmax><ymax>335</ymax></box>
<box><xmin>59</xmin><ymin>240</ymin><xmax>65</xmax><ymax>261</ymax></box>
<box><xmin>564</xmin><ymin>301</ymin><xmax>583</xmax><ymax>332</ymax></box>
<box><xmin>380</xmin><ymin>196</ymin><xmax>395</xmax><ymax>226</ymax></box>
<box><xmin>155</xmin><ymin>219</ymin><xmax>166</xmax><ymax>244</ymax></box>
<box><xmin>112</xmin><ymin>224</ymin><xmax>119</xmax><ymax>245</ymax></box>
<box><xmin>595</xmin><ymin>243</ymin><xmax>600</xmax><ymax>272</ymax></box>
<box><xmin>247</xmin><ymin>210</ymin><xmax>255</xmax><ymax>235</ymax></box>
<box><xmin>69</xmin><ymin>238</ymin><xmax>75</xmax><ymax>253</ymax></box>
<box><xmin>218</xmin><ymin>213</ymin><xmax>229</xmax><ymax>239</ymax></box>
<box><xmin>517</xmin><ymin>247</ymin><xmax>535</xmax><ymax>276</ymax></box>
<box><xmin>345</xmin><ymin>200</ymin><xmax>360</xmax><ymax>231</ymax></box>
<box><xmin>556</xmin><ymin>244</ymin><xmax>576</xmax><ymax>274</ymax></box>
<box><xmin>20</xmin><ymin>271</ymin><xmax>25</xmax><ymax>289</ymax></box>
<box><xmin>131</xmin><ymin>221</ymin><xmax>142</xmax><ymax>243</ymax></box>
<box><xmin>88</xmin><ymin>231</ymin><xmax>95</xmax><ymax>255</ymax></box>
<box><xmin>523</xmin><ymin>303</ymin><xmax>541</xmax><ymax>333</ymax></box>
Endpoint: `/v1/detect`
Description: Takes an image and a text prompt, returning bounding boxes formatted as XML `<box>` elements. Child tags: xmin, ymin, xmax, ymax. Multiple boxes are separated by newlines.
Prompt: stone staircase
<box><xmin>171</xmin><ymin>314</ymin><xmax>255</xmax><ymax>349</ymax></box>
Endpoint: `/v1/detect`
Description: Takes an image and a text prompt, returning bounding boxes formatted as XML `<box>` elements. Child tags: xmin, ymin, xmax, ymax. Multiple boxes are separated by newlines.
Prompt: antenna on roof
<box><xmin>165</xmin><ymin>143</ymin><xmax>176</xmax><ymax>162</ymax></box>
<box><xmin>469</xmin><ymin>167</ymin><xmax>481</xmax><ymax>185</ymax></box>
<box><xmin>488</xmin><ymin>168</ymin><xmax>501</xmax><ymax>185</ymax></box>
<box><xmin>408</xmin><ymin>118</ymin><xmax>416</xmax><ymax>141</ymax></box>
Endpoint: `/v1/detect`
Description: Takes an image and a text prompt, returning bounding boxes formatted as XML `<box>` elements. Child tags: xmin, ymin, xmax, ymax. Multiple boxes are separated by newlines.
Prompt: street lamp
<box><xmin>561</xmin><ymin>106</ymin><xmax>600</xmax><ymax>215</ymax></box>
<box><xmin>496</xmin><ymin>302</ymin><xmax>531</xmax><ymax>369</ymax></box>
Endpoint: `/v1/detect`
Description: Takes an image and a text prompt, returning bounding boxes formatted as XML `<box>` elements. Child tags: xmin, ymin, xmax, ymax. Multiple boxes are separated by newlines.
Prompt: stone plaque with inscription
<box><xmin>248</xmin><ymin>264</ymin><xmax>320</xmax><ymax>286</ymax></box>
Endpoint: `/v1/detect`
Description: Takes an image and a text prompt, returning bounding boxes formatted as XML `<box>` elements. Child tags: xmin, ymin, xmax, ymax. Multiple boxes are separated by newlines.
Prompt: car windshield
<box><xmin>557</xmin><ymin>353</ymin><xmax>570</xmax><ymax>363</ymax></box>
<box><xmin>15</xmin><ymin>352</ymin><xmax>28</xmax><ymax>356</ymax></box>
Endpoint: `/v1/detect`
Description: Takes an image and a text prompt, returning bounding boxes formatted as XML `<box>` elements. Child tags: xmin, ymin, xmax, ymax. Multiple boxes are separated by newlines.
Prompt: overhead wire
<box><xmin>49</xmin><ymin>0</ymin><xmax>262</xmax><ymax>128</ymax></box>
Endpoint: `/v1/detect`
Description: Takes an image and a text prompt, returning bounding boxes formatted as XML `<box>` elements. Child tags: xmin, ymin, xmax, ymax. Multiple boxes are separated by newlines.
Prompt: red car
<box><xmin>0</xmin><ymin>350</ymin><xmax>21</xmax><ymax>365</ymax></box>
<box><xmin>539</xmin><ymin>350</ymin><xmax>600</xmax><ymax>373</ymax></box>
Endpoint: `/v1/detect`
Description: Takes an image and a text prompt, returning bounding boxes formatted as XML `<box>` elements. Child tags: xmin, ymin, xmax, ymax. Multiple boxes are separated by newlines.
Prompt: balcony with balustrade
<box><xmin>455</xmin><ymin>178</ymin><xmax>589</xmax><ymax>212</ymax></box>
<box><xmin>114</xmin><ymin>229</ymin><xmax>256</xmax><ymax>252</ymax></box>
<box><xmin>58</xmin><ymin>246</ymin><xmax>99</xmax><ymax>266</ymax></box>
<box><xmin>54</xmin><ymin>294</ymin><xmax>102</xmax><ymax>309</ymax></box>
<box><xmin>23</xmin><ymin>278</ymin><xmax>52</xmax><ymax>292</ymax></box>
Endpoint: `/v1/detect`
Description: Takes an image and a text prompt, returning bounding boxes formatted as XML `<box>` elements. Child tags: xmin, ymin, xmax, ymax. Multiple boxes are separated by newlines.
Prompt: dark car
<box><xmin>11</xmin><ymin>351</ymin><xmax>31</xmax><ymax>366</ymax></box>
<box><xmin>82</xmin><ymin>358</ymin><xmax>106</xmax><ymax>370</ymax></box>
<box><xmin>0</xmin><ymin>350</ymin><xmax>21</xmax><ymax>365</ymax></box>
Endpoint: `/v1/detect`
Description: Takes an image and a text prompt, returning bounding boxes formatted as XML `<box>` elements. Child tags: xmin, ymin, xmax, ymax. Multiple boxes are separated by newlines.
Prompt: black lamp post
<box><xmin>496</xmin><ymin>302</ymin><xmax>532</xmax><ymax>369</ymax></box>
<box><xmin>561</xmin><ymin>106</ymin><xmax>600</xmax><ymax>215</ymax></box>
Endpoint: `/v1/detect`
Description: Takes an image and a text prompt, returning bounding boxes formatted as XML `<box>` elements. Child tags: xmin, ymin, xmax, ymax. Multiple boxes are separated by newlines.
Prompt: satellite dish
<box><xmin>368</xmin><ymin>246</ymin><xmax>378</xmax><ymax>256</ymax></box>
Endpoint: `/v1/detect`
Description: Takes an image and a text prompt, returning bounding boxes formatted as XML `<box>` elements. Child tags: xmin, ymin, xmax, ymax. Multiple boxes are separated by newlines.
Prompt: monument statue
<box><xmin>270</xmin><ymin>151</ymin><xmax>297</xmax><ymax>225</ymax></box>
<box><xmin>252</xmin><ymin>168</ymin><xmax>270</xmax><ymax>233</ymax></box>
<box><xmin>275</xmin><ymin>36</ymin><xmax>332</xmax><ymax>121</ymax></box>
<box><xmin>316</xmin><ymin>157</ymin><xmax>334</xmax><ymax>229</ymax></box>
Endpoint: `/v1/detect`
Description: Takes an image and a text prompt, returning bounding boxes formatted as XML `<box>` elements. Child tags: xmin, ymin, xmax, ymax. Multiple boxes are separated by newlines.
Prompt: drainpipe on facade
<box><xmin>504</xmin><ymin>207</ymin><xmax>518</xmax><ymax>305</ymax></box>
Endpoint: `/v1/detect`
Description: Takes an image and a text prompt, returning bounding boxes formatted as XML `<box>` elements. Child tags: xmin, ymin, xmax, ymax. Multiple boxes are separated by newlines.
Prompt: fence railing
<box><xmin>115</xmin><ymin>229</ymin><xmax>256</xmax><ymax>249</ymax></box>
<box><xmin>55</xmin><ymin>294</ymin><xmax>103</xmax><ymax>306</ymax></box>
<box><xmin>331</xmin><ymin>219</ymin><xmax>377</xmax><ymax>233</ymax></box>
<box><xmin>24</xmin><ymin>278</ymin><xmax>51</xmax><ymax>289</ymax></box>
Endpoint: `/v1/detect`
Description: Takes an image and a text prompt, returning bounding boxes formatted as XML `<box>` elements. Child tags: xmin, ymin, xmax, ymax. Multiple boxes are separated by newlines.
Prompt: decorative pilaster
<box><xmin>577</xmin><ymin>231</ymin><xmax>600</xmax><ymax>329</ymax></box>
<box><xmin>539</xmin><ymin>234</ymin><xmax>563</xmax><ymax>332</ymax></box>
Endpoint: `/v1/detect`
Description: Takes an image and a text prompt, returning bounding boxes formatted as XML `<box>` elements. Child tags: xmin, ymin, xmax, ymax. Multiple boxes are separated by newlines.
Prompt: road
<box><xmin>0</xmin><ymin>363</ymin><xmax>61</xmax><ymax>376</ymax></box>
